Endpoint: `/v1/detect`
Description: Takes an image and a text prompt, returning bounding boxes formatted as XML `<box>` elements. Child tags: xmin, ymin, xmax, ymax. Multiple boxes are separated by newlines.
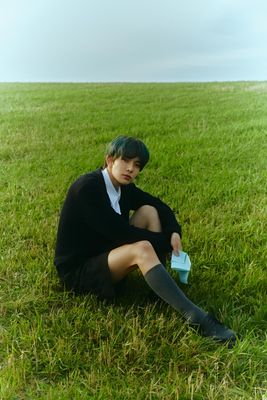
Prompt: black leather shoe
<box><xmin>199</xmin><ymin>313</ymin><xmax>237</xmax><ymax>347</ymax></box>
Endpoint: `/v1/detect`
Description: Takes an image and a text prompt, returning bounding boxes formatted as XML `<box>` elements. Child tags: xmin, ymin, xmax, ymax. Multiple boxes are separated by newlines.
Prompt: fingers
<box><xmin>171</xmin><ymin>232</ymin><xmax>182</xmax><ymax>255</ymax></box>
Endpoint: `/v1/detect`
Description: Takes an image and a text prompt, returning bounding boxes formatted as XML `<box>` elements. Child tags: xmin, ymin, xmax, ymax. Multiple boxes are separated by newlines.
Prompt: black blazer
<box><xmin>55</xmin><ymin>168</ymin><xmax>181</xmax><ymax>268</ymax></box>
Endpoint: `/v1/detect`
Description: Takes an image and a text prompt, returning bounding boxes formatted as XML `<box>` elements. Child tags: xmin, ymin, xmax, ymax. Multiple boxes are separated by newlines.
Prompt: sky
<box><xmin>1</xmin><ymin>0</ymin><xmax>267</xmax><ymax>82</ymax></box>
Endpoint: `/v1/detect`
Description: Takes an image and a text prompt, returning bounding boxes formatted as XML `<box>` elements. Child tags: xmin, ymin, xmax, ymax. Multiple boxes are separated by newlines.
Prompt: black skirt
<box><xmin>56</xmin><ymin>252</ymin><xmax>115</xmax><ymax>299</ymax></box>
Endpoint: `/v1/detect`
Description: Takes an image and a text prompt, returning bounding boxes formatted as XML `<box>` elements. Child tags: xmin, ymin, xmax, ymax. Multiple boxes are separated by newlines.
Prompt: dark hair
<box><xmin>105</xmin><ymin>136</ymin><xmax>149</xmax><ymax>170</ymax></box>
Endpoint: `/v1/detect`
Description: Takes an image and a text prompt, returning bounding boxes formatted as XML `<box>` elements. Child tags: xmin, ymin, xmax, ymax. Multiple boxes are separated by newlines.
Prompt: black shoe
<box><xmin>199</xmin><ymin>313</ymin><xmax>237</xmax><ymax>347</ymax></box>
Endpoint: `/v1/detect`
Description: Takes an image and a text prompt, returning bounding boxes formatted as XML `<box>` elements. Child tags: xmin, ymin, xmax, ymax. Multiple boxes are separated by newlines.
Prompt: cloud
<box><xmin>0</xmin><ymin>0</ymin><xmax>266</xmax><ymax>81</ymax></box>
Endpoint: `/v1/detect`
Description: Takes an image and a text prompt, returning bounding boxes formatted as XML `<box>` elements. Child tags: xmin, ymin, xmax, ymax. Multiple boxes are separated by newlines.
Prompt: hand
<box><xmin>171</xmin><ymin>232</ymin><xmax>182</xmax><ymax>256</ymax></box>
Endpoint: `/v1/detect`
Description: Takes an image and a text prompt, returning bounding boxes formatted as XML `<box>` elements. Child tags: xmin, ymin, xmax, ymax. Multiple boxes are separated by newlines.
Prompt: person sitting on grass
<box><xmin>54</xmin><ymin>135</ymin><xmax>236</xmax><ymax>346</ymax></box>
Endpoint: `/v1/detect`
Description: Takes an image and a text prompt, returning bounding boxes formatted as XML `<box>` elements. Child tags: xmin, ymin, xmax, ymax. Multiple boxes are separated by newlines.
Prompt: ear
<box><xmin>105</xmin><ymin>155</ymin><xmax>114</xmax><ymax>168</ymax></box>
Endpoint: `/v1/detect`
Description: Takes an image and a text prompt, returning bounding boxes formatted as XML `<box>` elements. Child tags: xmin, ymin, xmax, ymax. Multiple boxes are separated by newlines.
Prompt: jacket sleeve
<box><xmin>127</xmin><ymin>184</ymin><xmax>182</xmax><ymax>238</ymax></box>
<box><xmin>76</xmin><ymin>179</ymin><xmax>172</xmax><ymax>252</ymax></box>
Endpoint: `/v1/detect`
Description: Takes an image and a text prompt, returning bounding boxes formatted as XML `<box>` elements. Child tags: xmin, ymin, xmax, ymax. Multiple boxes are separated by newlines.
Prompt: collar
<box><xmin>102</xmin><ymin>168</ymin><xmax>121</xmax><ymax>214</ymax></box>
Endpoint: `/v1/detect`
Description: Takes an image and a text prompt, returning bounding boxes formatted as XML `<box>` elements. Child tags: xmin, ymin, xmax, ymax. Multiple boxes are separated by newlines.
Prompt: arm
<box><xmin>77</xmin><ymin>180</ymin><xmax>172</xmax><ymax>252</ymax></box>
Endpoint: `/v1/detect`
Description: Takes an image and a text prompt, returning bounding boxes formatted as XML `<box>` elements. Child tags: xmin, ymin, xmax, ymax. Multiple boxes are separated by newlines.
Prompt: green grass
<box><xmin>0</xmin><ymin>82</ymin><xmax>267</xmax><ymax>399</ymax></box>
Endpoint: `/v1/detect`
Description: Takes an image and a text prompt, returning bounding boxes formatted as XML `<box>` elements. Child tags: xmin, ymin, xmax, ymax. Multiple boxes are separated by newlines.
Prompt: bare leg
<box><xmin>108</xmin><ymin>240</ymin><xmax>160</xmax><ymax>283</ymax></box>
<box><xmin>108</xmin><ymin>219</ymin><xmax>207</xmax><ymax>325</ymax></box>
<box><xmin>130</xmin><ymin>205</ymin><xmax>162</xmax><ymax>232</ymax></box>
<box><xmin>108</xmin><ymin>205</ymin><xmax>162</xmax><ymax>283</ymax></box>
<box><xmin>131</xmin><ymin>205</ymin><xmax>167</xmax><ymax>265</ymax></box>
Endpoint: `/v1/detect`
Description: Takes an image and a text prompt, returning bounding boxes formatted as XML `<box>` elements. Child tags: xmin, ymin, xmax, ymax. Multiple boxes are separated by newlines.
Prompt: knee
<box><xmin>133</xmin><ymin>240</ymin><xmax>155</xmax><ymax>264</ymax></box>
<box><xmin>139</xmin><ymin>205</ymin><xmax>161</xmax><ymax>233</ymax></box>
<box><xmin>138</xmin><ymin>205</ymin><xmax>158</xmax><ymax>217</ymax></box>
<box><xmin>135</xmin><ymin>240</ymin><xmax>154</xmax><ymax>252</ymax></box>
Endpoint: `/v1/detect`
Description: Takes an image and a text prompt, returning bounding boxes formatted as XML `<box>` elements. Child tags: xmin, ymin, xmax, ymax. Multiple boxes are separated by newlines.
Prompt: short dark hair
<box><xmin>105</xmin><ymin>136</ymin><xmax>149</xmax><ymax>170</ymax></box>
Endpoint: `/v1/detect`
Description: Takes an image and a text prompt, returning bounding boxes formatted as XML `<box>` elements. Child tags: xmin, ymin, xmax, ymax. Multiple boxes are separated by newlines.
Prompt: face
<box><xmin>106</xmin><ymin>156</ymin><xmax>141</xmax><ymax>188</ymax></box>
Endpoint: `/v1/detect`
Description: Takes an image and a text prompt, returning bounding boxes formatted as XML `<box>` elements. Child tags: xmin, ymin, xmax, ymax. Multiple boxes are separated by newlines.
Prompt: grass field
<box><xmin>0</xmin><ymin>82</ymin><xmax>266</xmax><ymax>399</ymax></box>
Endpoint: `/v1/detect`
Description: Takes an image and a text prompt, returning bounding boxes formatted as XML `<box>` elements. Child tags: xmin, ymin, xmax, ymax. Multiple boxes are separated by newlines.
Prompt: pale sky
<box><xmin>1</xmin><ymin>0</ymin><xmax>267</xmax><ymax>82</ymax></box>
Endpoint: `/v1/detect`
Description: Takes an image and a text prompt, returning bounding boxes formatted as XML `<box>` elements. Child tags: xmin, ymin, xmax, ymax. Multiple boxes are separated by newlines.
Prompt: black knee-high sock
<box><xmin>144</xmin><ymin>264</ymin><xmax>207</xmax><ymax>324</ymax></box>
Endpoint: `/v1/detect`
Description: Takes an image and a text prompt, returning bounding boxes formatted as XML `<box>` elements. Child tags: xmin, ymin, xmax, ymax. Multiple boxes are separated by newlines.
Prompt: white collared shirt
<box><xmin>102</xmin><ymin>168</ymin><xmax>121</xmax><ymax>214</ymax></box>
